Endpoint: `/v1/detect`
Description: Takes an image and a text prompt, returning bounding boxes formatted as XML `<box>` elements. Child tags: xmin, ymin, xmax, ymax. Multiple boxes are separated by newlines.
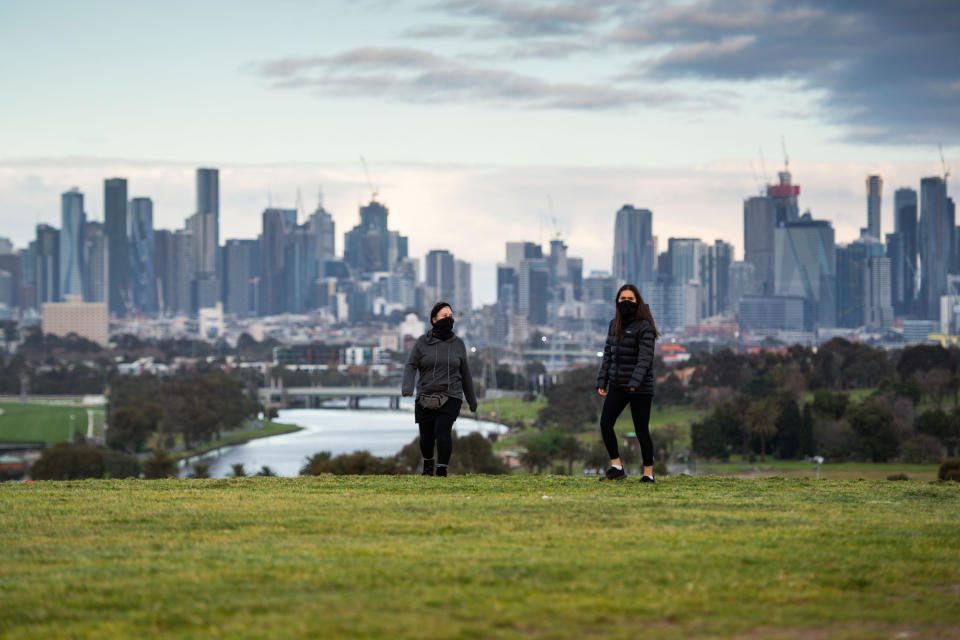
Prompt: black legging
<box><xmin>599</xmin><ymin>386</ymin><xmax>654</xmax><ymax>466</ymax></box>
<box><xmin>417</xmin><ymin>398</ymin><xmax>462</xmax><ymax>465</ymax></box>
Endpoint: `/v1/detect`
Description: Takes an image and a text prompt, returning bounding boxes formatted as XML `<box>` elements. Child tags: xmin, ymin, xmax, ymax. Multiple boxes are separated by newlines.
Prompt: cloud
<box><xmin>401</xmin><ymin>23</ymin><xmax>469</xmax><ymax>38</ymax></box>
<box><xmin>618</xmin><ymin>0</ymin><xmax>960</xmax><ymax>144</ymax></box>
<box><xmin>431</xmin><ymin>0</ymin><xmax>605</xmax><ymax>37</ymax></box>
<box><xmin>249</xmin><ymin>47</ymin><xmax>711</xmax><ymax>110</ymax></box>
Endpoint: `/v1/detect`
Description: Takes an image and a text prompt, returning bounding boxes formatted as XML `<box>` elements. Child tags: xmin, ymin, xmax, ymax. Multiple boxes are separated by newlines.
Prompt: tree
<box><xmin>691</xmin><ymin>415</ymin><xmax>729</xmax><ymax>460</ymax></box>
<box><xmin>102</xmin><ymin>450</ymin><xmax>141</xmax><ymax>479</ymax></box>
<box><xmin>300</xmin><ymin>452</ymin><xmax>332</xmax><ymax>475</ymax></box>
<box><xmin>846</xmin><ymin>402</ymin><xmax>898</xmax><ymax>462</ymax></box>
<box><xmin>775</xmin><ymin>395</ymin><xmax>807</xmax><ymax>459</ymax></box>
<box><xmin>107</xmin><ymin>404</ymin><xmax>162</xmax><ymax>453</ymax></box>
<box><xmin>655</xmin><ymin>373</ymin><xmax>687</xmax><ymax>406</ymax></box>
<box><xmin>744</xmin><ymin>398</ymin><xmax>778</xmax><ymax>461</ymax></box>
<box><xmin>190</xmin><ymin>463</ymin><xmax>211</xmax><ymax>479</ymax></box>
<box><xmin>300</xmin><ymin>451</ymin><xmax>398</xmax><ymax>475</ymax></box>
<box><xmin>449</xmin><ymin>432</ymin><xmax>508</xmax><ymax>474</ymax></box>
<box><xmin>537</xmin><ymin>367</ymin><xmax>601</xmax><ymax>432</ymax></box>
<box><xmin>519</xmin><ymin>431</ymin><xmax>558</xmax><ymax>473</ymax></box>
<box><xmin>553</xmin><ymin>433</ymin><xmax>583</xmax><ymax>475</ymax></box>
<box><xmin>811</xmin><ymin>389</ymin><xmax>848</xmax><ymax>420</ymax></box>
<box><xmin>230</xmin><ymin>463</ymin><xmax>247</xmax><ymax>477</ymax></box>
<box><xmin>255</xmin><ymin>465</ymin><xmax>277</xmax><ymax>477</ymax></box>
<box><xmin>651</xmin><ymin>422</ymin><xmax>685</xmax><ymax>461</ymax></box>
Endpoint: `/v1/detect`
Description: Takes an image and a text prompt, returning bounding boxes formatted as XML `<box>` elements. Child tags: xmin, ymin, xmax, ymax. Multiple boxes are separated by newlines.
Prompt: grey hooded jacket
<box><xmin>402</xmin><ymin>331</ymin><xmax>478</xmax><ymax>412</ymax></box>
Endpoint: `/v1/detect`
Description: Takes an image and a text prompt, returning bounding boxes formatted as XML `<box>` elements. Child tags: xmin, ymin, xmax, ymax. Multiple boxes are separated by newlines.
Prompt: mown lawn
<box><xmin>0</xmin><ymin>401</ymin><xmax>105</xmax><ymax>444</ymax></box>
<box><xmin>2</xmin><ymin>476</ymin><xmax>958</xmax><ymax>639</ymax></box>
<box><xmin>697</xmin><ymin>460</ymin><xmax>943</xmax><ymax>482</ymax></box>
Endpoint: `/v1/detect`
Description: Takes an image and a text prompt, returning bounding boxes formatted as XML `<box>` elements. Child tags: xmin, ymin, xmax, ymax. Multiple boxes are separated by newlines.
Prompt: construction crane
<box><xmin>940</xmin><ymin>143</ymin><xmax>952</xmax><ymax>184</ymax></box>
<box><xmin>360</xmin><ymin>156</ymin><xmax>379</xmax><ymax>202</ymax></box>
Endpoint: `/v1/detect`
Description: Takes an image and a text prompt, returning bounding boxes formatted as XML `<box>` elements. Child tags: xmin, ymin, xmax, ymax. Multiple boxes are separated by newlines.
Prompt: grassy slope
<box><xmin>0</xmin><ymin>401</ymin><xmax>105</xmax><ymax>444</ymax></box>
<box><xmin>2</xmin><ymin>476</ymin><xmax>958</xmax><ymax>640</ymax></box>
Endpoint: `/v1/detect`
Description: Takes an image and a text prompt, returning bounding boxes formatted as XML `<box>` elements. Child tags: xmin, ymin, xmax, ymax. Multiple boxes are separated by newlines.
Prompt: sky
<box><xmin>1</xmin><ymin>0</ymin><xmax>958</xmax><ymax>304</ymax></box>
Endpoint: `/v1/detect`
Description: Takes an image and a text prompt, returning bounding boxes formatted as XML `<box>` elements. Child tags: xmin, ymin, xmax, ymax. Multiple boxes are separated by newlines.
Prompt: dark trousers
<box><xmin>416</xmin><ymin>397</ymin><xmax>462</xmax><ymax>465</ymax></box>
<box><xmin>599</xmin><ymin>386</ymin><xmax>654</xmax><ymax>466</ymax></box>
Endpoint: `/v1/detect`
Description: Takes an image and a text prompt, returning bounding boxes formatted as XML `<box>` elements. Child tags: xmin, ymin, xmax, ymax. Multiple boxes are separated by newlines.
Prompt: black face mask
<box><xmin>433</xmin><ymin>316</ymin><xmax>455</xmax><ymax>336</ymax></box>
<box><xmin>617</xmin><ymin>300</ymin><xmax>638</xmax><ymax>317</ymax></box>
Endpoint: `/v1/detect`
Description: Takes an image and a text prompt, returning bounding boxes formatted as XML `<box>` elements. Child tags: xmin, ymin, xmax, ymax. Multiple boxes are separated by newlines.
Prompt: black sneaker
<box><xmin>640</xmin><ymin>475</ymin><xmax>655</xmax><ymax>483</ymax></box>
<box><xmin>422</xmin><ymin>459</ymin><xmax>434</xmax><ymax>476</ymax></box>
<box><xmin>602</xmin><ymin>466</ymin><xmax>627</xmax><ymax>481</ymax></box>
<box><xmin>436</xmin><ymin>466</ymin><xmax>448</xmax><ymax>477</ymax></box>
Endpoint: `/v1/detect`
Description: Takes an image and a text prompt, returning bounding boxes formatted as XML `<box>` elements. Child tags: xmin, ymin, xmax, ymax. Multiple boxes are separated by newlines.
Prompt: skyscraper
<box><xmin>172</xmin><ymin>229</ymin><xmax>195</xmax><ymax>314</ymax></box>
<box><xmin>518</xmin><ymin>258</ymin><xmax>549</xmax><ymax>325</ymax></box>
<box><xmin>454</xmin><ymin>259</ymin><xmax>472</xmax><ymax>314</ymax></box>
<box><xmin>701</xmin><ymin>240</ymin><xmax>733</xmax><ymax>317</ymax></box>
<box><xmin>309</xmin><ymin>199</ymin><xmax>336</xmax><ymax>266</ymax></box>
<box><xmin>667</xmin><ymin>238</ymin><xmax>706</xmax><ymax>285</ymax></box>
<box><xmin>196</xmin><ymin>168</ymin><xmax>219</xmax><ymax>248</ymax></box>
<box><xmin>425</xmin><ymin>250</ymin><xmax>455</xmax><ymax>300</ymax></box>
<box><xmin>343</xmin><ymin>200</ymin><xmax>407</xmax><ymax>276</ymax></box>
<box><xmin>744</xmin><ymin>195</ymin><xmax>775</xmax><ymax>295</ymax></box>
<box><xmin>836</xmin><ymin>242</ymin><xmax>869</xmax><ymax>328</ymax></box>
<box><xmin>83</xmin><ymin>222</ymin><xmax>107</xmax><ymax>304</ymax></box>
<box><xmin>35</xmin><ymin>224</ymin><xmax>60</xmax><ymax>306</ymax></box>
<box><xmin>104</xmin><ymin>178</ymin><xmax>128</xmax><ymax>316</ymax></box>
<box><xmin>769</xmin><ymin>171</ymin><xmax>800</xmax><ymax>225</ymax></box>
<box><xmin>612</xmin><ymin>205</ymin><xmax>654</xmax><ymax>285</ymax></box>
<box><xmin>893</xmin><ymin>187</ymin><xmax>918</xmax><ymax>315</ymax></box>
<box><xmin>919</xmin><ymin>177</ymin><xmax>952</xmax><ymax>320</ymax></box>
<box><xmin>259</xmin><ymin>208</ymin><xmax>296</xmax><ymax>316</ymax></box>
<box><xmin>774</xmin><ymin>215</ymin><xmax>836</xmax><ymax>328</ymax></box>
<box><xmin>866</xmin><ymin>175</ymin><xmax>883</xmax><ymax>239</ymax></box>
<box><xmin>223</xmin><ymin>240</ymin><xmax>259</xmax><ymax>316</ymax></box>
<box><xmin>153</xmin><ymin>229</ymin><xmax>172</xmax><ymax>313</ymax></box>
<box><xmin>505</xmin><ymin>242</ymin><xmax>542</xmax><ymax>271</ymax></box>
<box><xmin>59</xmin><ymin>188</ymin><xmax>86</xmax><ymax>300</ymax></box>
<box><xmin>128</xmin><ymin>197</ymin><xmax>157</xmax><ymax>314</ymax></box>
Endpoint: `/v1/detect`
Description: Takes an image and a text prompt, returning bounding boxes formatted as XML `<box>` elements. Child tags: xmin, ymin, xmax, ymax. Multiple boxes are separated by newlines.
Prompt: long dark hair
<box><xmin>613</xmin><ymin>283</ymin><xmax>660</xmax><ymax>339</ymax></box>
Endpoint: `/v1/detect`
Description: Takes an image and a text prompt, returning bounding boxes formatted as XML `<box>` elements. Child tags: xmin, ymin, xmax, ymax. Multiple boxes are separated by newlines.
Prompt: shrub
<box><xmin>189</xmin><ymin>463</ymin><xmax>211</xmax><ymax>478</ymax></box>
<box><xmin>901</xmin><ymin>435</ymin><xmax>946</xmax><ymax>464</ymax></box>
<box><xmin>143</xmin><ymin>448</ymin><xmax>178</xmax><ymax>479</ymax></box>
<box><xmin>938</xmin><ymin>458</ymin><xmax>960</xmax><ymax>482</ymax></box>
<box><xmin>102</xmin><ymin>450</ymin><xmax>141</xmax><ymax>479</ymax></box>
<box><xmin>31</xmin><ymin>442</ymin><xmax>105</xmax><ymax>480</ymax></box>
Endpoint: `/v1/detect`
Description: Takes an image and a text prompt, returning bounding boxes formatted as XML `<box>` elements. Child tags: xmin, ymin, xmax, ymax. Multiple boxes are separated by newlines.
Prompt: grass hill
<box><xmin>2</xmin><ymin>476</ymin><xmax>959</xmax><ymax>639</ymax></box>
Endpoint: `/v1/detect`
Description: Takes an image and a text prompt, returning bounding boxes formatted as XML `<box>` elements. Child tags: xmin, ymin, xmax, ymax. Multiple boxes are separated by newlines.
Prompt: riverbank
<box><xmin>173</xmin><ymin>421</ymin><xmax>302</xmax><ymax>462</ymax></box>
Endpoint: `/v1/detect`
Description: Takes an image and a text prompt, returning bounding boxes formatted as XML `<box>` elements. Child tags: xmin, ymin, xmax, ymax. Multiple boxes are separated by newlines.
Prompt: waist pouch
<box><xmin>417</xmin><ymin>393</ymin><xmax>448</xmax><ymax>410</ymax></box>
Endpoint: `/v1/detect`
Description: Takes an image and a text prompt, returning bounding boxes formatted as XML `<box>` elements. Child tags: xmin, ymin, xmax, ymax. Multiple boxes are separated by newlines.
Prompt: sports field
<box><xmin>0</xmin><ymin>401</ymin><xmax>105</xmax><ymax>444</ymax></box>
<box><xmin>2</xmin><ymin>476</ymin><xmax>958</xmax><ymax>639</ymax></box>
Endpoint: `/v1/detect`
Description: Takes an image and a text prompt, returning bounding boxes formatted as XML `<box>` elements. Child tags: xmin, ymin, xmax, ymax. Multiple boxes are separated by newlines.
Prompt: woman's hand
<box><xmin>597</xmin><ymin>387</ymin><xmax>607</xmax><ymax>396</ymax></box>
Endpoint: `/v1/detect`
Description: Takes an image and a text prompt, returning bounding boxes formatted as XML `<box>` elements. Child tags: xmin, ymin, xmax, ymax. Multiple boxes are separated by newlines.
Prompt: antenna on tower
<box><xmin>546</xmin><ymin>195</ymin><xmax>561</xmax><ymax>239</ymax></box>
<box><xmin>317</xmin><ymin>186</ymin><xmax>324</xmax><ymax>209</ymax></box>
<box><xmin>360</xmin><ymin>156</ymin><xmax>379</xmax><ymax>202</ymax></box>
<box><xmin>295</xmin><ymin>188</ymin><xmax>303</xmax><ymax>221</ymax></box>
<box><xmin>781</xmin><ymin>135</ymin><xmax>790</xmax><ymax>171</ymax></box>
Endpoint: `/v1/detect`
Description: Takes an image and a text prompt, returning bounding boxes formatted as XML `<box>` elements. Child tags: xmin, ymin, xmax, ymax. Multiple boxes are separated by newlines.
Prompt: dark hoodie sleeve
<box><xmin>596</xmin><ymin>320</ymin><xmax>613</xmax><ymax>389</ymax></box>
<box><xmin>459</xmin><ymin>341</ymin><xmax>478</xmax><ymax>411</ymax></box>
<box><xmin>628</xmin><ymin>324</ymin><xmax>655</xmax><ymax>390</ymax></box>
<box><xmin>401</xmin><ymin>337</ymin><xmax>422</xmax><ymax>396</ymax></box>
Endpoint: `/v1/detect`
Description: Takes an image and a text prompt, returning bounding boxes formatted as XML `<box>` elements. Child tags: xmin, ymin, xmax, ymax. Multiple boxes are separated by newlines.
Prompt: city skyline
<box><xmin>1</xmin><ymin>1</ymin><xmax>957</xmax><ymax>305</ymax></box>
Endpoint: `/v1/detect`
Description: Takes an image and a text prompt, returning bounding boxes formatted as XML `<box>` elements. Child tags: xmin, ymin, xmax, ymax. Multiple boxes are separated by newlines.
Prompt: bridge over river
<box><xmin>258</xmin><ymin>386</ymin><xmax>404</xmax><ymax>409</ymax></box>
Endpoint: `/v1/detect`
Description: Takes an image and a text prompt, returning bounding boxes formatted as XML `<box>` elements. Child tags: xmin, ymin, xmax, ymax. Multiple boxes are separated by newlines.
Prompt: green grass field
<box><xmin>0</xmin><ymin>401</ymin><xmax>105</xmax><ymax>444</ymax></box>
<box><xmin>696</xmin><ymin>460</ymin><xmax>943</xmax><ymax>481</ymax></box>
<box><xmin>2</xmin><ymin>476</ymin><xmax>958</xmax><ymax>639</ymax></box>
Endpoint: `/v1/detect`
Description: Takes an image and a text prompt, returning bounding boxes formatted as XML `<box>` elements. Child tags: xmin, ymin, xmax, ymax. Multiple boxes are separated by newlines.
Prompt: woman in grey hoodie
<box><xmin>402</xmin><ymin>301</ymin><xmax>478</xmax><ymax>476</ymax></box>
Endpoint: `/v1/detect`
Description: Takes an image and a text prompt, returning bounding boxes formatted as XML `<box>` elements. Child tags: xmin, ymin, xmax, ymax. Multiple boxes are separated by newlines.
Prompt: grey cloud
<box><xmin>401</xmin><ymin>23</ymin><xmax>469</xmax><ymax>38</ymax></box>
<box><xmin>617</xmin><ymin>0</ymin><xmax>960</xmax><ymax>144</ymax></box>
<box><xmin>251</xmin><ymin>47</ymin><xmax>704</xmax><ymax>110</ymax></box>
<box><xmin>431</xmin><ymin>0</ymin><xmax>605</xmax><ymax>37</ymax></box>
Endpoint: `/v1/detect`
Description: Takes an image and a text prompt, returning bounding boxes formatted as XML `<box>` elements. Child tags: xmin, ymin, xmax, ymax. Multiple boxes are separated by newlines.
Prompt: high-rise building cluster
<box><xmin>0</xmin><ymin>169</ymin><xmax>473</xmax><ymax>328</ymax></box>
<box><xmin>0</xmin><ymin>164</ymin><xmax>954</xmax><ymax>348</ymax></box>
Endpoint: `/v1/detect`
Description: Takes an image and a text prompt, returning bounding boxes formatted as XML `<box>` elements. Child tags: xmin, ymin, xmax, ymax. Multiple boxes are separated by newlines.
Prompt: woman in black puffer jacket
<box><xmin>596</xmin><ymin>283</ymin><xmax>659</xmax><ymax>483</ymax></box>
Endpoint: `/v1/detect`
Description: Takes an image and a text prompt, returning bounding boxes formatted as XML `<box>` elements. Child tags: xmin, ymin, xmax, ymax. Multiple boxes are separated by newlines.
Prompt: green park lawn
<box><xmin>1</xmin><ymin>476</ymin><xmax>958</xmax><ymax>639</ymax></box>
<box><xmin>0</xmin><ymin>401</ymin><xmax>105</xmax><ymax>444</ymax></box>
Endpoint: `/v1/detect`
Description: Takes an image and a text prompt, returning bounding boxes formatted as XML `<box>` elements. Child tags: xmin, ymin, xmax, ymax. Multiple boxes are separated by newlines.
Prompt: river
<box><xmin>180</xmin><ymin>399</ymin><xmax>509</xmax><ymax>478</ymax></box>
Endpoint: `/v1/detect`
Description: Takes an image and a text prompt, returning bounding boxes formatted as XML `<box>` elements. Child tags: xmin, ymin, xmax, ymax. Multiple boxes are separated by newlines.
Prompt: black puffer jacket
<box><xmin>596</xmin><ymin>316</ymin><xmax>656</xmax><ymax>395</ymax></box>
